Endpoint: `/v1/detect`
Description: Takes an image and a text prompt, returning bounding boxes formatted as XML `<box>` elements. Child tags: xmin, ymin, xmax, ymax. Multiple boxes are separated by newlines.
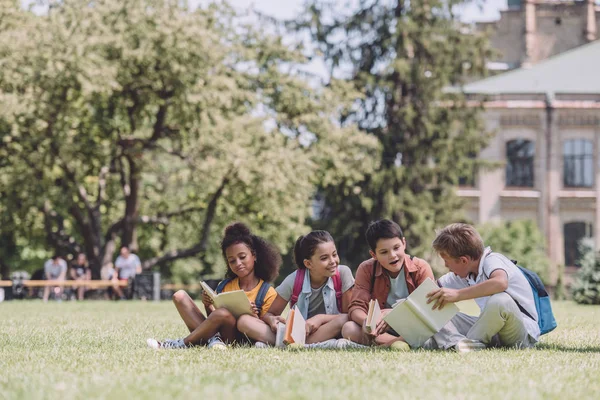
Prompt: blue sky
<box><xmin>223</xmin><ymin>0</ymin><xmax>508</xmax><ymax>22</ymax></box>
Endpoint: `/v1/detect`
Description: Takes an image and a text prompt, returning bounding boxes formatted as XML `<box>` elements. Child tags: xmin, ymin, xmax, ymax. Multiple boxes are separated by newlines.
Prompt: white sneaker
<box><xmin>207</xmin><ymin>334</ymin><xmax>227</xmax><ymax>350</ymax></box>
<box><xmin>455</xmin><ymin>339</ymin><xmax>486</xmax><ymax>353</ymax></box>
<box><xmin>146</xmin><ymin>338</ymin><xmax>186</xmax><ymax>349</ymax></box>
<box><xmin>254</xmin><ymin>341</ymin><xmax>269</xmax><ymax>349</ymax></box>
<box><xmin>335</xmin><ymin>339</ymin><xmax>368</xmax><ymax>349</ymax></box>
<box><xmin>305</xmin><ymin>339</ymin><xmax>339</xmax><ymax>349</ymax></box>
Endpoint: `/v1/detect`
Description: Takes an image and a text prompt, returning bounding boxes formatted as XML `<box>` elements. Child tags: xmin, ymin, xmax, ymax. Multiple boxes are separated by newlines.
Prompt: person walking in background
<box><xmin>112</xmin><ymin>246</ymin><xmax>142</xmax><ymax>300</ymax></box>
<box><xmin>43</xmin><ymin>255</ymin><xmax>67</xmax><ymax>302</ymax></box>
<box><xmin>70</xmin><ymin>253</ymin><xmax>91</xmax><ymax>300</ymax></box>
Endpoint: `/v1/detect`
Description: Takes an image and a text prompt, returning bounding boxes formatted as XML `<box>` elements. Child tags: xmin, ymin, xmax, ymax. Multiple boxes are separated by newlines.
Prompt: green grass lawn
<box><xmin>1</xmin><ymin>300</ymin><xmax>599</xmax><ymax>400</ymax></box>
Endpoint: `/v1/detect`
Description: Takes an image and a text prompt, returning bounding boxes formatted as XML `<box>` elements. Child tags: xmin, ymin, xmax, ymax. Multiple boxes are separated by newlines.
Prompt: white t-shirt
<box><xmin>385</xmin><ymin>267</ymin><xmax>410</xmax><ymax>308</ymax></box>
<box><xmin>438</xmin><ymin>247</ymin><xmax>540</xmax><ymax>341</ymax></box>
<box><xmin>115</xmin><ymin>254</ymin><xmax>141</xmax><ymax>279</ymax></box>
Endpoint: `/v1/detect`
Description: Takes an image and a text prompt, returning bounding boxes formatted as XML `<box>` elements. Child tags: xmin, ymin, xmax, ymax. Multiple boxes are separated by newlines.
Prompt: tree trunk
<box><xmin>0</xmin><ymin>259</ymin><xmax>9</xmax><ymax>280</ymax></box>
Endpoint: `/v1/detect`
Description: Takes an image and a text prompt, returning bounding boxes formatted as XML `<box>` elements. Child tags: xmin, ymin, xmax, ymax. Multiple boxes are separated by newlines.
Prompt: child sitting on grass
<box><xmin>147</xmin><ymin>222</ymin><xmax>280</xmax><ymax>349</ymax></box>
<box><xmin>237</xmin><ymin>230</ymin><xmax>355</xmax><ymax>348</ymax></box>
<box><xmin>341</xmin><ymin>219</ymin><xmax>434</xmax><ymax>350</ymax></box>
<box><xmin>425</xmin><ymin>223</ymin><xmax>540</xmax><ymax>352</ymax></box>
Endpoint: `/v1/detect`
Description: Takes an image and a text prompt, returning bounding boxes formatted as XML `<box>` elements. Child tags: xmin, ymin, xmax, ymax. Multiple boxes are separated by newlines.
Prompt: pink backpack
<box><xmin>289</xmin><ymin>268</ymin><xmax>343</xmax><ymax>312</ymax></box>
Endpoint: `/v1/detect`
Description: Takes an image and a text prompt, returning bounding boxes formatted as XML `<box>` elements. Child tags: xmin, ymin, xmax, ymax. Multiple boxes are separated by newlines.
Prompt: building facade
<box><xmin>463</xmin><ymin>1</ymin><xmax>600</xmax><ymax>285</ymax></box>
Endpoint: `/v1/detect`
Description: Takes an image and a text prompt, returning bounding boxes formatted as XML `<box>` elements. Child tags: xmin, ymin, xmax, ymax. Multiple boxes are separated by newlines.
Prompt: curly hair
<box><xmin>220</xmin><ymin>222</ymin><xmax>281</xmax><ymax>283</ymax></box>
<box><xmin>293</xmin><ymin>230</ymin><xmax>335</xmax><ymax>269</ymax></box>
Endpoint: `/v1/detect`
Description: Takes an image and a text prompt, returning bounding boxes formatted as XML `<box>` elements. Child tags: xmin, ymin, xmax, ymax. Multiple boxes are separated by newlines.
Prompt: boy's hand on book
<box><xmin>375</xmin><ymin>319</ymin><xmax>390</xmax><ymax>336</ymax></box>
<box><xmin>426</xmin><ymin>287</ymin><xmax>460</xmax><ymax>310</ymax></box>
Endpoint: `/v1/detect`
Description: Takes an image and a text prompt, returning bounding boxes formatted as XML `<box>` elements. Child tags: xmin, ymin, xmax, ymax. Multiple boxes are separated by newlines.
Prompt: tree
<box><xmin>571</xmin><ymin>238</ymin><xmax>600</xmax><ymax>305</ymax></box>
<box><xmin>478</xmin><ymin>220</ymin><xmax>551</xmax><ymax>284</ymax></box>
<box><xmin>0</xmin><ymin>0</ymin><xmax>378</xmax><ymax>278</ymax></box>
<box><xmin>297</xmin><ymin>0</ymin><xmax>493</xmax><ymax>265</ymax></box>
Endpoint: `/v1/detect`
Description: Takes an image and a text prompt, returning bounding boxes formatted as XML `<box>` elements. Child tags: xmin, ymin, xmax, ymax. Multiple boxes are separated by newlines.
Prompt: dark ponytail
<box><xmin>221</xmin><ymin>222</ymin><xmax>282</xmax><ymax>282</ymax></box>
<box><xmin>293</xmin><ymin>230</ymin><xmax>335</xmax><ymax>269</ymax></box>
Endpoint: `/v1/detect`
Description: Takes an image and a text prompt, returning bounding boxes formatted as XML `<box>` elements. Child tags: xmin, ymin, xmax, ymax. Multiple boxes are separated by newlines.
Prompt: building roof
<box><xmin>462</xmin><ymin>40</ymin><xmax>600</xmax><ymax>95</ymax></box>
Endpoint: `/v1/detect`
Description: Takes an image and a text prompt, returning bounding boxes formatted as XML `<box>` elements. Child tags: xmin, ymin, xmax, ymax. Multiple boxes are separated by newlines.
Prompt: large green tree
<box><xmin>0</xmin><ymin>0</ymin><xmax>378</xmax><ymax>277</ymax></box>
<box><xmin>299</xmin><ymin>0</ymin><xmax>493</xmax><ymax>264</ymax></box>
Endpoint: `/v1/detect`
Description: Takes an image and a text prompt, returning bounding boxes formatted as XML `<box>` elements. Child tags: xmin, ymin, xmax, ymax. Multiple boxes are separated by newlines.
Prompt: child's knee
<box><xmin>236</xmin><ymin>314</ymin><xmax>254</xmax><ymax>332</ymax></box>
<box><xmin>209</xmin><ymin>308</ymin><xmax>236</xmax><ymax>326</ymax></box>
<box><xmin>341</xmin><ymin>320</ymin><xmax>360</xmax><ymax>339</ymax></box>
<box><xmin>172</xmin><ymin>290</ymin><xmax>188</xmax><ymax>304</ymax></box>
<box><xmin>486</xmin><ymin>292</ymin><xmax>515</xmax><ymax>312</ymax></box>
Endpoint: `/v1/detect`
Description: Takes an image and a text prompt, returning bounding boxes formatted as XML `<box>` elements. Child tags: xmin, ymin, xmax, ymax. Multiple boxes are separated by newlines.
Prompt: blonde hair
<box><xmin>432</xmin><ymin>223</ymin><xmax>484</xmax><ymax>260</ymax></box>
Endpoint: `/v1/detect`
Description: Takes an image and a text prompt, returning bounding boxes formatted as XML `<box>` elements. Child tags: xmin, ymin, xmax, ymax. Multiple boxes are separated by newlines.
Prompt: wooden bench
<box><xmin>0</xmin><ymin>280</ymin><xmax>127</xmax><ymax>289</ymax></box>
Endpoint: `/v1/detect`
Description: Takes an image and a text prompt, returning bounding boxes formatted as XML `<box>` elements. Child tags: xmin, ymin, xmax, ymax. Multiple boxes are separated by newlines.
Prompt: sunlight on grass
<box><xmin>1</xmin><ymin>301</ymin><xmax>599</xmax><ymax>399</ymax></box>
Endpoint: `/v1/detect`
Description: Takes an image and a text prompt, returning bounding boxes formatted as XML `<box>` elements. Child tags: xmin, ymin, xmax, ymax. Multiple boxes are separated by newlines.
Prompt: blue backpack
<box><xmin>510</xmin><ymin>260</ymin><xmax>557</xmax><ymax>335</ymax></box>
<box><xmin>215</xmin><ymin>278</ymin><xmax>271</xmax><ymax>315</ymax></box>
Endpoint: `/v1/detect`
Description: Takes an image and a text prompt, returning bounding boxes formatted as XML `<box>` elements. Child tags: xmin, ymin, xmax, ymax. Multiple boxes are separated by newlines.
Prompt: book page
<box><xmin>383</xmin><ymin>300</ymin><xmax>434</xmax><ymax>348</ymax></box>
<box><xmin>404</xmin><ymin>278</ymin><xmax>458</xmax><ymax>332</ymax></box>
<box><xmin>200</xmin><ymin>281</ymin><xmax>217</xmax><ymax>300</ymax></box>
<box><xmin>383</xmin><ymin>278</ymin><xmax>459</xmax><ymax>348</ymax></box>
<box><xmin>211</xmin><ymin>290</ymin><xmax>253</xmax><ymax>319</ymax></box>
<box><xmin>275</xmin><ymin>322</ymin><xmax>286</xmax><ymax>348</ymax></box>
<box><xmin>290</xmin><ymin>306</ymin><xmax>306</xmax><ymax>346</ymax></box>
<box><xmin>366</xmin><ymin>299</ymin><xmax>381</xmax><ymax>334</ymax></box>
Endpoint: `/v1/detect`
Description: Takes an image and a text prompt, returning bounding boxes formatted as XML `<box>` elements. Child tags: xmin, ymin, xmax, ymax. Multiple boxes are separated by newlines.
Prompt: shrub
<box><xmin>571</xmin><ymin>238</ymin><xmax>600</xmax><ymax>305</ymax></box>
<box><xmin>478</xmin><ymin>220</ymin><xmax>551</xmax><ymax>284</ymax></box>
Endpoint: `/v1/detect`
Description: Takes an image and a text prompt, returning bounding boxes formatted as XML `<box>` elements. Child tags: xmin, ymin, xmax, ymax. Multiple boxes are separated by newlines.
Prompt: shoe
<box><xmin>455</xmin><ymin>339</ymin><xmax>486</xmax><ymax>353</ymax></box>
<box><xmin>254</xmin><ymin>341</ymin><xmax>269</xmax><ymax>349</ymax></box>
<box><xmin>305</xmin><ymin>339</ymin><xmax>339</xmax><ymax>349</ymax></box>
<box><xmin>146</xmin><ymin>338</ymin><xmax>186</xmax><ymax>349</ymax></box>
<box><xmin>335</xmin><ymin>338</ymin><xmax>368</xmax><ymax>349</ymax></box>
<box><xmin>389</xmin><ymin>341</ymin><xmax>410</xmax><ymax>352</ymax></box>
<box><xmin>207</xmin><ymin>334</ymin><xmax>227</xmax><ymax>350</ymax></box>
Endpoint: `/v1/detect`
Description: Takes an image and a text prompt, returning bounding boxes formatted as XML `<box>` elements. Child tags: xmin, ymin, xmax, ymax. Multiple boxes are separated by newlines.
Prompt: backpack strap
<box><xmin>332</xmin><ymin>268</ymin><xmax>343</xmax><ymax>312</ymax></box>
<box><xmin>289</xmin><ymin>269</ymin><xmax>305</xmax><ymax>308</ymax></box>
<box><xmin>254</xmin><ymin>280</ymin><xmax>271</xmax><ymax>314</ymax></box>
<box><xmin>483</xmin><ymin>257</ymin><xmax>536</xmax><ymax>322</ymax></box>
<box><xmin>370</xmin><ymin>261</ymin><xmax>377</xmax><ymax>298</ymax></box>
<box><xmin>215</xmin><ymin>277</ymin><xmax>232</xmax><ymax>294</ymax></box>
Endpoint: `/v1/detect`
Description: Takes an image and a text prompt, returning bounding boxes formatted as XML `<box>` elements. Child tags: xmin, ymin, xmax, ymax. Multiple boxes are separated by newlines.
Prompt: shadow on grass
<box><xmin>535</xmin><ymin>343</ymin><xmax>600</xmax><ymax>353</ymax></box>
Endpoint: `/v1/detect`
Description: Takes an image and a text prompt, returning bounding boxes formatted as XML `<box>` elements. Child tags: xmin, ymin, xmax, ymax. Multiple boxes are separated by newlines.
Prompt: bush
<box><xmin>478</xmin><ymin>220</ymin><xmax>551</xmax><ymax>284</ymax></box>
<box><xmin>571</xmin><ymin>238</ymin><xmax>600</xmax><ymax>305</ymax></box>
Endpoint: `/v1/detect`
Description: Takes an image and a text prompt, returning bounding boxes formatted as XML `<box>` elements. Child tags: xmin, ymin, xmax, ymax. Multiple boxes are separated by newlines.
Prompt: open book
<box><xmin>200</xmin><ymin>281</ymin><xmax>253</xmax><ymax>319</ymax></box>
<box><xmin>383</xmin><ymin>277</ymin><xmax>459</xmax><ymax>348</ymax></box>
<box><xmin>275</xmin><ymin>306</ymin><xmax>306</xmax><ymax>347</ymax></box>
<box><xmin>365</xmin><ymin>299</ymin><xmax>382</xmax><ymax>334</ymax></box>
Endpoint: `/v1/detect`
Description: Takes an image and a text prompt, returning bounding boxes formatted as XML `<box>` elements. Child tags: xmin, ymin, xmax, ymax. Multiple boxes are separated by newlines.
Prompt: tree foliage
<box><xmin>571</xmin><ymin>238</ymin><xmax>600</xmax><ymax>305</ymax></box>
<box><xmin>478</xmin><ymin>220</ymin><xmax>551</xmax><ymax>284</ymax></box>
<box><xmin>0</xmin><ymin>0</ymin><xmax>378</xmax><ymax>278</ymax></box>
<box><xmin>297</xmin><ymin>0</ymin><xmax>493</xmax><ymax>265</ymax></box>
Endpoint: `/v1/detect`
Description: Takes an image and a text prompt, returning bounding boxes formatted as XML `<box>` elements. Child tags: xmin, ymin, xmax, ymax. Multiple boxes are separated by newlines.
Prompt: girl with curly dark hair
<box><xmin>147</xmin><ymin>222</ymin><xmax>281</xmax><ymax>349</ymax></box>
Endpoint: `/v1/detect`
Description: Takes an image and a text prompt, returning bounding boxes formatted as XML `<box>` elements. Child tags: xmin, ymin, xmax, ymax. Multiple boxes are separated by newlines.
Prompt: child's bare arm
<box><xmin>427</xmin><ymin>269</ymin><xmax>508</xmax><ymax>310</ymax></box>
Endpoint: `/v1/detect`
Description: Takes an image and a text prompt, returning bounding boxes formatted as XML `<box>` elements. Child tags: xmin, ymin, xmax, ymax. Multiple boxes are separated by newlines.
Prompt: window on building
<box><xmin>506</xmin><ymin>139</ymin><xmax>535</xmax><ymax>187</ymax></box>
<box><xmin>563</xmin><ymin>139</ymin><xmax>594</xmax><ymax>188</ymax></box>
<box><xmin>458</xmin><ymin>152</ymin><xmax>478</xmax><ymax>187</ymax></box>
<box><xmin>564</xmin><ymin>222</ymin><xmax>594</xmax><ymax>267</ymax></box>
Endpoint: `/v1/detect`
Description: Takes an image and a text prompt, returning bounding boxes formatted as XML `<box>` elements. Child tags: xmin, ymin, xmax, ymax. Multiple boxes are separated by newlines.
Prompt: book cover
<box><xmin>383</xmin><ymin>277</ymin><xmax>458</xmax><ymax>348</ymax></box>
<box><xmin>200</xmin><ymin>281</ymin><xmax>253</xmax><ymax>319</ymax></box>
<box><xmin>365</xmin><ymin>299</ymin><xmax>381</xmax><ymax>334</ymax></box>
